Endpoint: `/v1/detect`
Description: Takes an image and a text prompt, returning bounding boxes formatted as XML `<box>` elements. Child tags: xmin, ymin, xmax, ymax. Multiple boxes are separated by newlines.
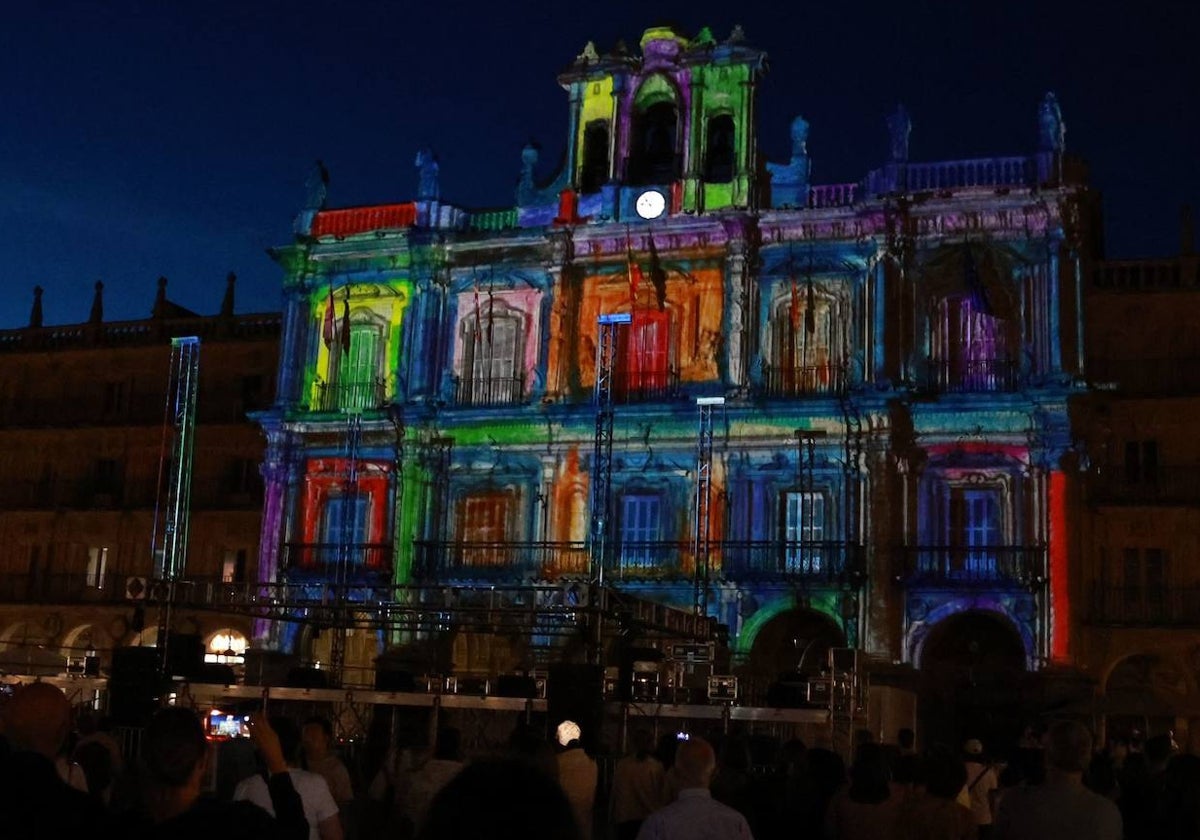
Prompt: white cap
<box><xmin>964</xmin><ymin>738</ymin><xmax>984</xmax><ymax>755</ymax></box>
<box><xmin>556</xmin><ymin>720</ymin><xmax>581</xmax><ymax>746</ymax></box>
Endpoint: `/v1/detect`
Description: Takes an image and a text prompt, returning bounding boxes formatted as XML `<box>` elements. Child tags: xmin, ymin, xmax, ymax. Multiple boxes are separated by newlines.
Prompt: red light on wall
<box><xmin>1049</xmin><ymin>470</ymin><xmax>1069</xmax><ymax>663</ymax></box>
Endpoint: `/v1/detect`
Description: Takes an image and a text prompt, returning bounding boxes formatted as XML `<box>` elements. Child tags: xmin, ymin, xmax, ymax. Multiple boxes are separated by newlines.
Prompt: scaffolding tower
<box><xmin>151</xmin><ymin>336</ymin><xmax>201</xmax><ymax>670</ymax></box>
<box><xmin>692</xmin><ymin>397</ymin><xmax>724</xmax><ymax>617</ymax></box>
<box><xmin>590</xmin><ymin>313</ymin><xmax>630</xmax><ymax>588</ymax></box>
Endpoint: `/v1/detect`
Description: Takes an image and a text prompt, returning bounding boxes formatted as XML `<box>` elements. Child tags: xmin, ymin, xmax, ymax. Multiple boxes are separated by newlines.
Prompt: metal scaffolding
<box><xmin>692</xmin><ymin>397</ymin><xmax>724</xmax><ymax>617</ymax></box>
<box><xmin>151</xmin><ymin>337</ymin><xmax>200</xmax><ymax>672</ymax></box>
<box><xmin>590</xmin><ymin>313</ymin><xmax>630</xmax><ymax>588</ymax></box>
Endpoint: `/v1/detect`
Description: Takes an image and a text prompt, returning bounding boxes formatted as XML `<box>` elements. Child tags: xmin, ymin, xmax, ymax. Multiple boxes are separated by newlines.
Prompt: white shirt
<box><xmin>234</xmin><ymin>768</ymin><xmax>339</xmax><ymax>840</ymax></box>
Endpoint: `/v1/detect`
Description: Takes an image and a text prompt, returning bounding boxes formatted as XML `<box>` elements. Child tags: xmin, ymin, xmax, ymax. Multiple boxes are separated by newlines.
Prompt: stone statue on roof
<box><xmin>887</xmin><ymin>104</ymin><xmax>911</xmax><ymax>162</ymax></box>
<box><xmin>791</xmin><ymin>116</ymin><xmax>810</xmax><ymax>159</ymax></box>
<box><xmin>304</xmin><ymin>159</ymin><xmax>329</xmax><ymax>210</ymax></box>
<box><xmin>415</xmin><ymin>147</ymin><xmax>440</xmax><ymax>201</ymax></box>
<box><xmin>1039</xmin><ymin>92</ymin><xmax>1065</xmax><ymax>152</ymax></box>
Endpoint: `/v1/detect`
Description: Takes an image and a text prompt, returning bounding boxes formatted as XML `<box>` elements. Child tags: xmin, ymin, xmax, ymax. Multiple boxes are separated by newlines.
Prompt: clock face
<box><xmin>635</xmin><ymin>190</ymin><xmax>666</xmax><ymax>220</ymax></box>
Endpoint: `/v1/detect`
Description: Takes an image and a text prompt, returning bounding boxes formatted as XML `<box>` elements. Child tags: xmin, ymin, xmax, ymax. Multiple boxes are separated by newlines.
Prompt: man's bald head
<box><xmin>674</xmin><ymin>736</ymin><xmax>717</xmax><ymax>789</ymax></box>
<box><xmin>3</xmin><ymin>682</ymin><xmax>71</xmax><ymax>758</ymax></box>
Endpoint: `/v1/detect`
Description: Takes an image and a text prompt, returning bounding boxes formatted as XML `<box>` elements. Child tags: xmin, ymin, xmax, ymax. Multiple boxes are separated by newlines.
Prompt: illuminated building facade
<box><xmin>260</xmin><ymin>24</ymin><xmax>1090</xmax><ymax>710</ymax></box>
<box><xmin>0</xmin><ymin>277</ymin><xmax>279</xmax><ymax>675</ymax></box>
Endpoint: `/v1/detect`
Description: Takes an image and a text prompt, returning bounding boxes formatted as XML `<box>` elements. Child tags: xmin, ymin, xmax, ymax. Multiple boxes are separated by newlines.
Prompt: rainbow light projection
<box><xmin>258</xmin><ymin>25</ymin><xmax>1084</xmax><ymax>678</ymax></box>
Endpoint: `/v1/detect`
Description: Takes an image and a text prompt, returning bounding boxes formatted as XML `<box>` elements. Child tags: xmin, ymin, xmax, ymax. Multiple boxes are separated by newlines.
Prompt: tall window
<box><xmin>579</xmin><ymin>121</ymin><xmax>610</xmax><ymax>194</ymax></box>
<box><xmin>337</xmin><ymin>324</ymin><xmax>382</xmax><ymax>410</ymax></box>
<box><xmin>782</xmin><ymin>492</ymin><xmax>826</xmax><ymax>573</ymax></box>
<box><xmin>703</xmin><ymin>115</ymin><xmax>735</xmax><ymax>183</ymax></box>
<box><xmin>619</xmin><ymin>310</ymin><xmax>671</xmax><ymax>399</ymax></box>
<box><xmin>948</xmin><ymin>488</ymin><xmax>1001</xmax><ymax>577</ymax></box>
<box><xmin>935</xmin><ymin>296</ymin><xmax>1012</xmax><ymax>391</ymax></box>
<box><xmin>462</xmin><ymin>309</ymin><xmax>523</xmax><ymax>405</ymax></box>
<box><xmin>1123</xmin><ymin>547</ymin><xmax>1167</xmax><ymax>620</ymax></box>
<box><xmin>320</xmin><ymin>492</ymin><xmax>372</xmax><ymax>564</ymax></box>
<box><xmin>456</xmin><ymin>491</ymin><xmax>515</xmax><ymax>569</ymax></box>
<box><xmin>1124</xmin><ymin>440</ymin><xmax>1159</xmax><ymax>485</ymax></box>
<box><xmin>629</xmin><ymin>101</ymin><xmax>679</xmax><ymax>186</ymax></box>
<box><xmin>86</xmin><ymin>546</ymin><xmax>108</xmax><ymax>589</ymax></box>
<box><xmin>770</xmin><ymin>293</ymin><xmax>835</xmax><ymax>395</ymax></box>
<box><xmin>222</xmin><ymin>549</ymin><xmax>247</xmax><ymax>583</ymax></box>
<box><xmin>620</xmin><ymin>493</ymin><xmax>662</xmax><ymax>571</ymax></box>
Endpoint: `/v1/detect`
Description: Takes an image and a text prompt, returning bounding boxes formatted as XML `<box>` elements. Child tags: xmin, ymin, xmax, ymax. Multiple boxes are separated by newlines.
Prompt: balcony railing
<box><xmin>311</xmin><ymin>379</ymin><xmax>387</xmax><ymax>412</ymax></box>
<box><xmin>718</xmin><ymin>541</ymin><xmax>865</xmax><ymax>583</ymax></box>
<box><xmin>453</xmin><ymin>374</ymin><xmax>525</xmax><ymax>407</ymax></box>
<box><xmin>923</xmin><ymin>358</ymin><xmax>1020</xmax><ymax>393</ymax></box>
<box><xmin>1087</xmin><ymin>466</ymin><xmax>1200</xmax><ymax>505</ymax></box>
<box><xmin>760</xmin><ymin>363</ymin><xmax>846</xmax><ymax>398</ymax></box>
<box><xmin>1090</xmin><ymin>585</ymin><xmax>1200</xmax><ymax>626</ymax></box>
<box><xmin>895</xmin><ymin>546</ymin><xmax>1046</xmax><ymax>587</ymax></box>
<box><xmin>615</xmin><ymin>368</ymin><xmax>681</xmax><ymax>403</ymax></box>
<box><xmin>1087</xmin><ymin>357</ymin><xmax>1200</xmax><ymax>395</ymax></box>
<box><xmin>413</xmin><ymin>540</ymin><xmax>866</xmax><ymax>583</ymax></box>
<box><xmin>279</xmin><ymin>542</ymin><xmax>394</xmax><ymax>576</ymax></box>
<box><xmin>414</xmin><ymin>541</ymin><xmax>590</xmax><ymax>580</ymax></box>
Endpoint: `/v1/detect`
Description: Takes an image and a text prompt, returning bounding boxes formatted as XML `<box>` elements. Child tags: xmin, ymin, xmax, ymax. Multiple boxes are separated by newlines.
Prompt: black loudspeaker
<box><xmin>495</xmin><ymin>675</ymin><xmax>537</xmax><ymax>698</ymax></box>
<box><xmin>547</xmin><ymin>664</ymin><xmax>604</xmax><ymax>750</ymax></box>
<box><xmin>165</xmin><ymin>633</ymin><xmax>203</xmax><ymax>679</ymax></box>
<box><xmin>375</xmin><ymin>670</ymin><xmax>416</xmax><ymax>692</ymax></box>
<box><xmin>286</xmin><ymin>667</ymin><xmax>329</xmax><ymax>688</ymax></box>
<box><xmin>108</xmin><ymin>647</ymin><xmax>163</xmax><ymax>726</ymax></box>
<box><xmin>193</xmin><ymin>663</ymin><xmax>236</xmax><ymax>685</ymax></box>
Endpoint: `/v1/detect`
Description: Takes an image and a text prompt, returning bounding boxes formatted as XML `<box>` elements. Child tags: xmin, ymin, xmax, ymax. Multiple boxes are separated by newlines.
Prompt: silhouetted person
<box><xmin>131</xmin><ymin>708</ymin><xmax>307</xmax><ymax>840</ymax></box>
<box><xmin>897</xmin><ymin>749</ymin><xmax>974</xmax><ymax>840</ymax></box>
<box><xmin>556</xmin><ymin>720</ymin><xmax>598</xmax><ymax>840</ymax></box>
<box><xmin>417</xmin><ymin>757</ymin><xmax>580</xmax><ymax>840</ymax></box>
<box><xmin>636</xmin><ymin>736</ymin><xmax>752</xmax><ymax>839</ymax></box>
<box><xmin>898</xmin><ymin>728</ymin><xmax>916</xmax><ymax>755</ymax></box>
<box><xmin>404</xmin><ymin>726</ymin><xmax>464</xmax><ymax>835</ymax></box>
<box><xmin>826</xmin><ymin>742</ymin><xmax>899</xmax><ymax>839</ymax></box>
<box><xmin>611</xmin><ymin>728</ymin><xmax>666</xmax><ymax>840</ymax></box>
<box><xmin>994</xmin><ymin>720</ymin><xmax>1121</xmax><ymax>840</ymax></box>
<box><xmin>0</xmin><ymin>682</ymin><xmax>107</xmax><ymax>837</ymax></box>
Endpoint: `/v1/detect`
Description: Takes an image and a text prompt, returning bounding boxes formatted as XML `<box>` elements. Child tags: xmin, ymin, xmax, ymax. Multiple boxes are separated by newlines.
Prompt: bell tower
<box><xmin>558</xmin><ymin>25</ymin><xmax>767</xmax><ymax>218</ymax></box>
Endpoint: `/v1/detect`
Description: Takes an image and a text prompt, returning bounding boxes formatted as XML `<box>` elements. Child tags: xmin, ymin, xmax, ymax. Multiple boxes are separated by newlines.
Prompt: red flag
<box><xmin>322</xmin><ymin>282</ymin><xmax>336</xmax><ymax>349</ymax></box>
<box><xmin>627</xmin><ymin>245</ymin><xmax>643</xmax><ymax>307</ymax></box>
<box><xmin>647</xmin><ymin>235</ymin><xmax>667</xmax><ymax>310</ymax></box>
<box><xmin>805</xmin><ymin>275</ymin><xmax>817</xmax><ymax>335</ymax></box>
<box><xmin>341</xmin><ymin>290</ymin><xmax>352</xmax><ymax>353</ymax></box>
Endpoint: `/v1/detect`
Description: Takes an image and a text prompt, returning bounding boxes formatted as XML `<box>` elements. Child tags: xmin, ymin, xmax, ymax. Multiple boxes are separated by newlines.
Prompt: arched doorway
<box><xmin>919</xmin><ymin>610</ymin><xmax>1028</xmax><ymax>748</ymax></box>
<box><xmin>746</xmin><ymin>607</ymin><xmax>845</xmax><ymax>682</ymax></box>
<box><xmin>1103</xmin><ymin>653</ymin><xmax>1188</xmax><ymax>740</ymax></box>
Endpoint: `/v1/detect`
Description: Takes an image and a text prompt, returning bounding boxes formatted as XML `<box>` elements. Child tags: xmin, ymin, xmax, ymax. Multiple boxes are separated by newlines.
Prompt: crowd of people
<box><xmin>3</xmin><ymin>681</ymin><xmax>1200</xmax><ymax>838</ymax></box>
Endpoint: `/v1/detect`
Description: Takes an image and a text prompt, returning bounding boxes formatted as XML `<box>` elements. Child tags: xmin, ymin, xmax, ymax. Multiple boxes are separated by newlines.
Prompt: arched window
<box><xmin>768</xmin><ymin>285</ymin><xmax>839</xmax><ymax>396</ymax></box>
<box><xmin>206</xmin><ymin>629</ymin><xmax>248</xmax><ymax>664</ymax></box>
<box><xmin>704</xmin><ymin>114</ymin><xmax>735</xmax><ymax>183</ymax></box>
<box><xmin>328</xmin><ymin>321</ymin><xmax>384</xmax><ymax>410</ymax></box>
<box><xmin>629</xmin><ymin>102</ymin><xmax>680</xmax><ymax>186</ymax></box>
<box><xmin>579</xmin><ymin>121</ymin><xmax>610</xmax><ymax>193</ymax></box>
<box><xmin>617</xmin><ymin>309</ymin><xmax>673</xmax><ymax>400</ymax></box>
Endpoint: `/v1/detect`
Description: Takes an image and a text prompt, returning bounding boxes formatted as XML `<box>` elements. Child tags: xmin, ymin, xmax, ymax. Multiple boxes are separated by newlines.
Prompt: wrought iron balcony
<box><xmin>1088</xmin><ymin>465</ymin><xmax>1200</xmax><ymax>505</ymax></box>
<box><xmin>311</xmin><ymin>378</ymin><xmax>387</xmax><ymax>412</ymax></box>
<box><xmin>453</xmin><ymin>374</ymin><xmax>525</xmax><ymax>407</ymax></box>
<box><xmin>922</xmin><ymin>358</ymin><xmax>1020</xmax><ymax>393</ymax></box>
<box><xmin>760</xmin><ymin>363</ymin><xmax>846</xmax><ymax>398</ymax></box>
<box><xmin>895</xmin><ymin>545</ymin><xmax>1046</xmax><ymax>587</ymax></box>
<box><xmin>279</xmin><ymin>542</ymin><xmax>394</xmax><ymax>576</ymax></box>
<box><xmin>614</xmin><ymin>368</ymin><xmax>681</xmax><ymax>403</ymax></box>
<box><xmin>413</xmin><ymin>541</ymin><xmax>590</xmax><ymax>580</ymax></box>
<box><xmin>718</xmin><ymin>541</ymin><xmax>865</xmax><ymax>584</ymax></box>
<box><xmin>1089</xmin><ymin>585</ymin><xmax>1200</xmax><ymax>626</ymax></box>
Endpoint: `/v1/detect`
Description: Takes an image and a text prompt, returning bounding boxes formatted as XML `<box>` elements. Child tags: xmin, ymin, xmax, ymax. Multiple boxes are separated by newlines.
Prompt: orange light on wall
<box><xmin>1049</xmin><ymin>470</ymin><xmax>1070</xmax><ymax>662</ymax></box>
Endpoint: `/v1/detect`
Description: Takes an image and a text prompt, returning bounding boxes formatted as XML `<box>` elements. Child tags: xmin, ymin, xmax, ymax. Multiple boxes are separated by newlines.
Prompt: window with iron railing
<box><xmin>782</xmin><ymin>492</ymin><xmax>826</xmax><ymax>573</ymax></box>
<box><xmin>459</xmin><ymin>311</ymin><xmax>524</xmax><ymax>406</ymax></box>
<box><xmin>619</xmin><ymin>493</ymin><xmax>663</xmax><ymax>572</ymax></box>
<box><xmin>931</xmin><ymin>295</ymin><xmax>1017</xmax><ymax>392</ymax></box>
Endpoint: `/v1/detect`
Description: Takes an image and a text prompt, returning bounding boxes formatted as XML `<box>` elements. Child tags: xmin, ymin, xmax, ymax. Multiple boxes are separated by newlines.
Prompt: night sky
<box><xmin>3</xmin><ymin>1</ymin><xmax>1196</xmax><ymax>328</ymax></box>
